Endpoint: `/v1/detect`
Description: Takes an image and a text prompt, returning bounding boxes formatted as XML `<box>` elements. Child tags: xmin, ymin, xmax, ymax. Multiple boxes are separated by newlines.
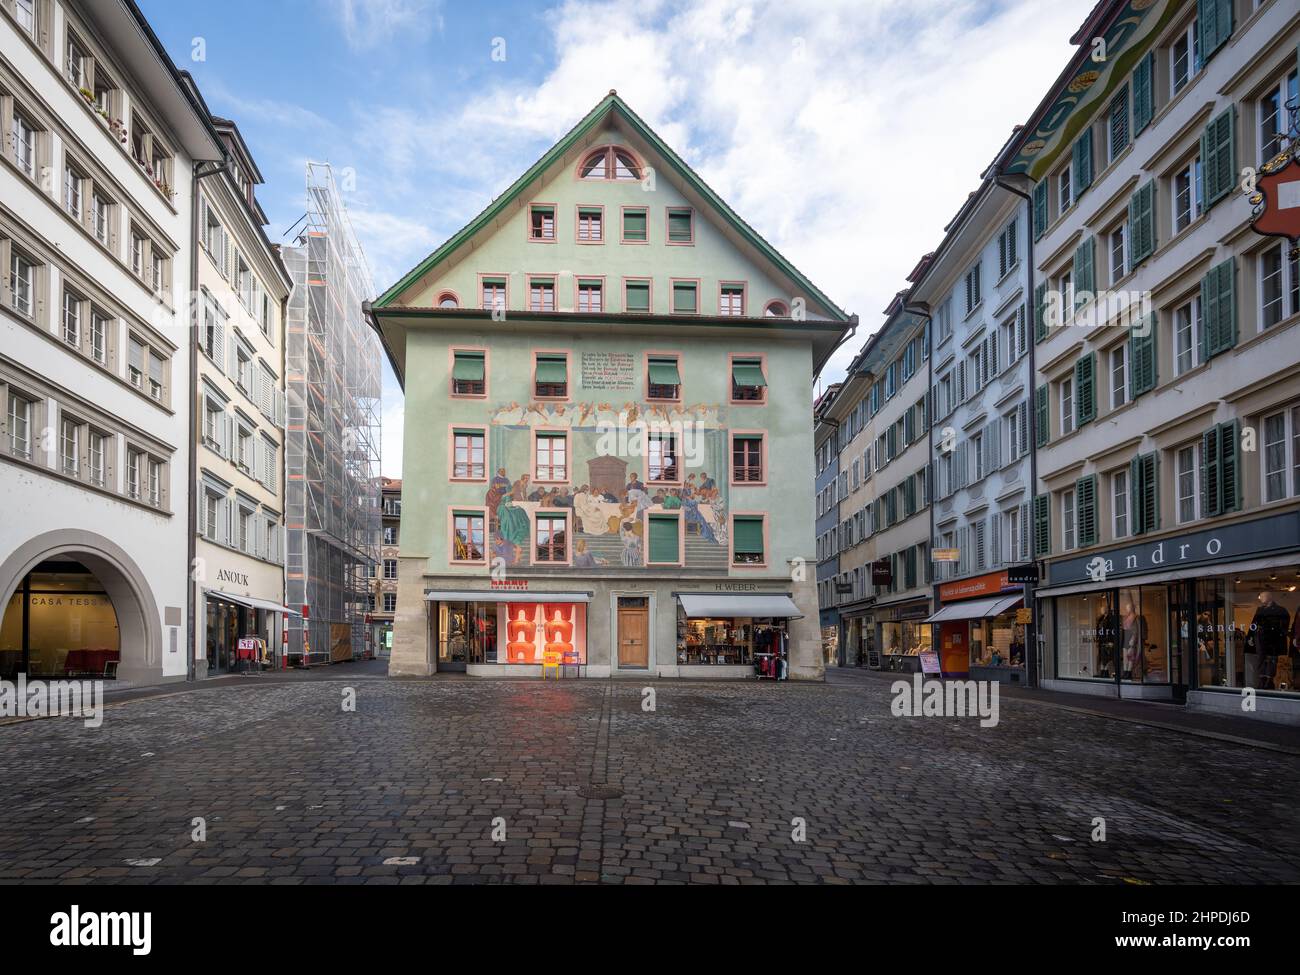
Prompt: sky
<box><xmin>137</xmin><ymin>0</ymin><xmax>1091</xmax><ymax>478</ymax></box>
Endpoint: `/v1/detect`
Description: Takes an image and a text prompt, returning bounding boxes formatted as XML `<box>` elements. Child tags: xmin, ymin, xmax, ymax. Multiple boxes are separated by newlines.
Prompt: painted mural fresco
<box><xmin>483</xmin><ymin>399</ymin><xmax>733</xmax><ymax>568</ymax></box>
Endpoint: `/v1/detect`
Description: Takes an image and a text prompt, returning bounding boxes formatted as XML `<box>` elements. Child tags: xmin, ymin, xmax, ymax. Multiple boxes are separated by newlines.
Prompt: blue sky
<box><xmin>138</xmin><ymin>0</ymin><xmax>1089</xmax><ymax>477</ymax></box>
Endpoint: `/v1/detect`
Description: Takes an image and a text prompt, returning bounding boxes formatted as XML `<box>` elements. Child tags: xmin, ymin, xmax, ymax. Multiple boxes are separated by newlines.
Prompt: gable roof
<box><xmin>375</xmin><ymin>90</ymin><xmax>848</xmax><ymax>322</ymax></box>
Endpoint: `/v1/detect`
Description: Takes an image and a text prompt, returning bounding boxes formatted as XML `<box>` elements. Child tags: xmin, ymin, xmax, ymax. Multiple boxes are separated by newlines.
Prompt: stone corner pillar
<box><xmin>388</xmin><ymin>557</ymin><xmax>432</xmax><ymax>676</ymax></box>
<box><xmin>787</xmin><ymin>570</ymin><xmax>824</xmax><ymax>681</ymax></box>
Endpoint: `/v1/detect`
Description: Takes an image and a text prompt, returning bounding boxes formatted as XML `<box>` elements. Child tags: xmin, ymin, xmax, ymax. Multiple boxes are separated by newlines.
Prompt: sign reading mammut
<box><xmin>1046</xmin><ymin>511</ymin><xmax>1300</xmax><ymax>585</ymax></box>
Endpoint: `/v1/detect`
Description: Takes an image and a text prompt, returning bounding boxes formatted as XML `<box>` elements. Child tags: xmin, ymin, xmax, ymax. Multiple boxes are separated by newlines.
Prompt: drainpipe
<box><xmin>902</xmin><ymin>302</ymin><xmax>934</xmax><ymax>666</ymax></box>
<box><xmin>994</xmin><ymin>174</ymin><xmax>1039</xmax><ymax>690</ymax></box>
<box><xmin>186</xmin><ymin>156</ymin><xmax>230</xmax><ymax>682</ymax></box>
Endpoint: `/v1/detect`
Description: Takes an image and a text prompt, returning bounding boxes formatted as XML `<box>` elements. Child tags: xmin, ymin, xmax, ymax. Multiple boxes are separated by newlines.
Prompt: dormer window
<box><xmin>436</xmin><ymin>291</ymin><xmax>459</xmax><ymax>309</ymax></box>
<box><xmin>764</xmin><ymin>300</ymin><xmax>789</xmax><ymax>317</ymax></box>
<box><xmin>579</xmin><ymin>146</ymin><xmax>641</xmax><ymax>181</ymax></box>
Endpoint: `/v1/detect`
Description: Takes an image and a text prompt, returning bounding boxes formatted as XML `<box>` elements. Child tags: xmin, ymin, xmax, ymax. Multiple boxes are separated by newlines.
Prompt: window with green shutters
<box><xmin>732</xmin><ymin>515</ymin><xmax>764</xmax><ymax>565</ymax></box>
<box><xmin>534</xmin><ymin>353</ymin><xmax>567</xmax><ymax>398</ymax></box>
<box><xmin>647</xmin><ymin>513</ymin><xmax>680</xmax><ymax>565</ymax></box>
<box><xmin>1072</xmin><ymin>128</ymin><xmax>1094</xmax><ymax>195</ymax></box>
<box><xmin>1129</xmin><ymin>313</ymin><xmax>1157</xmax><ymax>397</ymax></box>
<box><xmin>1074</xmin><ymin>353</ymin><xmax>1096</xmax><ymax>426</ymax></box>
<box><xmin>1128</xmin><ymin>181</ymin><xmax>1155</xmax><ymax>267</ymax></box>
<box><xmin>671</xmin><ymin>280</ymin><xmax>698</xmax><ymax>314</ymax></box>
<box><xmin>1076</xmin><ymin>474</ymin><xmax>1098</xmax><ymax>547</ymax></box>
<box><xmin>731</xmin><ymin>357</ymin><xmax>766</xmax><ymax>402</ymax></box>
<box><xmin>1034</xmin><ymin>280</ymin><xmax>1048</xmax><ymax>342</ymax></box>
<box><xmin>667</xmin><ymin>208</ymin><xmax>694</xmax><ymax>244</ymax></box>
<box><xmin>1200</xmin><ymin>258</ymin><xmax>1236</xmax><ymax>359</ymax></box>
<box><xmin>625</xmin><ymin>279</ymin><xmax>650</xmax><ymax>313</ymax></box>
<box><xmin>1035</xmin><ymin>384</ymin><xmax>1049</xmax><ymax>447</ymax></box>
<box><xmin>647</xmin><ymin>355</ymin><xmax>681</xmax><ymax>400</ymax></box>
<box><xmin>1197</xmin><ymin>0</ymin><xmax>1233</xmax><ymax>65</ymax></box>
<box><xmin>1033</xmin><ymin>181</ymin><xmax>1048</xmax><ymax>241</ymax></box>
<box><xmin>1133</xmin><ymin>53</ymin><xmax>1154</xmax><ymax>134</ymax></box>
<box><xmin>1073</xmin><ymin>237</ymin><xmax>1095</xmax><ymax>311</ymax></box>
<box><xmin>1200</xmin><ymin>107</ymin><xmax>1235</xmax><ymax>210</ymax></box>
<box><xmin>1109</xmin><ymin>85</ymin><xmax>1129</xmax><ymax>161</ymax></box>
<box><xmin>1201</xmin><ymin>419</ymin><xmax>1241</xmax><ymax>517</ymax></box>
<box><xmin>622</xmin><ymin>207</ymin><xmax>647</xmax><ymax>242</ymax></box>
<box><xmin>451</xmin><ymin>350</ymin><xmax>486</xmax><ymax>396</ymax></box>
<box><xmin>1130</xmin><ymin>451</ymin><xmax>1159</xmax><ymax>535</ymax></box>
<box><xmin>1033</xmin><ymin>493</ymin><xmax>1050</xmax><ymax>557</ymax></box>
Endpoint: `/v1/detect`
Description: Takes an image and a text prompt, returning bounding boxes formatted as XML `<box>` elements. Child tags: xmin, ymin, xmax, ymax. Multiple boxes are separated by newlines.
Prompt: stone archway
<box><xmin>0</xmin><ymin>530</ymin><xmax>162</xmax><ymax>683</ymax></box>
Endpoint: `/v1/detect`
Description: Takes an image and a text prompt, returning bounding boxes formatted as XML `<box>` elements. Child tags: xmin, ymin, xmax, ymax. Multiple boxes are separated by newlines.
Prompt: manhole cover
<box><xmin>579</xmin><ymin>783</ymin><xmax>623</xmax><ymax>800</ymax></box>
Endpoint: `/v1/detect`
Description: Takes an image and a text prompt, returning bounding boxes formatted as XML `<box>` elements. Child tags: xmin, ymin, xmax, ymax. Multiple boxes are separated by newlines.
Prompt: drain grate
<box><xmin>579</xmin><ymin>782</ymin><xmax>623</xmax><ymax>800</ymax></box>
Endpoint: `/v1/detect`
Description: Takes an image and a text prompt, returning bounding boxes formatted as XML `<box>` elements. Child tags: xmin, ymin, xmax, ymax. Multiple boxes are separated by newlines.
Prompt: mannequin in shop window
<box><xmin>1120</xmin><ymin>601</ymin><xmax>1148</xmax><ymax>680</ymax></box>
<box><xmin>1246</xmin><ymin>591</ymin><xmax>1290</xmax><ymax>689</ymax></box>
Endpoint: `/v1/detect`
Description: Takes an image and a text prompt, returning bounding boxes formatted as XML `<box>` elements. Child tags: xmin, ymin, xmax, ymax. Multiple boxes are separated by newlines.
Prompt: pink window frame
<box><xmin>728</xmin><ymin>351</ymin><xmax>768</xmax><ymax>405</ymax></box>
<box><xmin>527</xmin><ymin>275</ymin><xmax>557</xmax><ymax>313</ymax></box>
<box><xmin>728</xmin><ymin>511</ymin><xmax>769</xmax><ymax>570</ymax></box>
<box><xmin>575</xmin><ymin>204</ymin><xmax>605</xmax><ymax>244</ymax></box>
<box><xmin>434</xmin><ymin>289</ymin><xmax>461</xmax><ymax>309</ymax></box>
<box><xmin>448</xmin><ymin>345</ymin><xmax>489</xmax><ymax>400</ymax></box>
<box><xmin>448</xmin><ymin>505</ymin><xmax>489</xmax><ymax>565</ymax></box>
<box><xmin>620</xmin><ymin>205</ymin><xmax>649</xmax><ymax>244</ymax></box>
<box><xmin>531</xmin><ymin>347</ymin><xmax>572</xmax><ymax>403</ymax></box>
<box><xmin>574</xmin><ymin>276</ymin><xmax>606</xmax><ymax>315</ymax></box>
<box><xmin>573</xmin><ymin>144</ymin><xmax>647</xmax><ymax>182</ymax></box>
<box><xmin>762</xmin><ymin>298</ymin><xmax>790</xmax><ymax>318</ymax></box>
<box><xmin>729</xmin><ymin>430</ymin><xmax>767</xmax><ymax>486</ymax></box>
<box><xmin>643</xmin><ymin>348</ymin><xmax>683</xmax><ymax>404</ymax></box>
<box><xmin>645</xmin><ymin>430</ymin><xmax>683</xmax><ymax>487</ymax></box>
<box><xmin>527</xmin><ymin>202</ymin><xmax>557</xmax><ymax>243</ymax></box>
<box><xmin>643</xmin><ymin>507</ymin><xmax>686</xmax><ymax>567</ymax></box>
<box><xmin>622</xmin><ymin>276</ymin><xmax>653</xmax><ymax>314</ymax></box>
<box><xmin>448</xmin><ymin>423</ymin><xmax>489</xmax><ymax>482</ymax></box>
<box><xmin>477</xmin><ymin>273</ymin><xmax>509</xmax><ymax>312</ymax></box>
<box><xmin>530</xmin><ymin>507</ymin><xmax>572</xmax><ymax>566</ymax></box>
<box><xmin>718</xmin><ymin>281</ymin><xmax>747</xmax><ymax>317</ymax></box>
<box><xmin>669</xmin><ymin>277</ymin><xmax>701</xmax><ymax>316</ymax></box>
<box><xmin>665</xmin><ymin>206</ymin><xmax>695</xmax><ymax>246</ymax></box>
<box><xmin>531</xmin><ymin>426</ymin><xmax>571</xmax><ymax>485</ymax></box>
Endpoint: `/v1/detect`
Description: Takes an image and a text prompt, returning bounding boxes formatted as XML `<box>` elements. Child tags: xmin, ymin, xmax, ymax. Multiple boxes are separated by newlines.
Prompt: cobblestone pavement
<box><xmin>1</xmin><ymin>674</ymin><xmax>1297</xmax><ymax>884</ymax></box>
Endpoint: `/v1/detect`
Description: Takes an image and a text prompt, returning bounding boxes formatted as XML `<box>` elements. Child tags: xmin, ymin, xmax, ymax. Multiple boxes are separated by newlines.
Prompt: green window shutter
<box><xmin>1128</xmin><ymin>182</ymin><xmax>1155</xmax><ymax>267</ymax></box>
<box><xmin>1076</xmin><ymin>474</ymin><xmax>1098</xmax><ymax>547</ymax></box>
<box><xmin>1202</xmin><ymin>258</ymin><xmax>1237</xmax><ymax>358</ymax></box>
<box><xmin>1033</xmin><ymin>494</ymin><xmax>1051</xmax><ymax>557</ymax></box>
<box><xmin>1035</xmin><ymin>384</ymin><xmax>1050</xmax><ymax>447</ymax></box>
<box><xmin>1129</xmin><ymin>456</ymin><xmax>1145</xmax><ymax>534</ymax></box>
<box><xmin>1074</xmin><ymin>353</ymin><xmax>1096</xmax><ymax>426</ymax></box>
<box><xmin>733</xmin><ymin>516</ymin><xmax>764</xmax><ymax>556</ymax></box>
<box><xmin>1198</xmin><ymin>0</ymin><xmax>1232</xmax><ymax>64</ymax></box>
<box><xmin>1141</xmin><ymin>452</ymin><xmax>1159</xmax><ymax>534</ymax></box>
<box><xmin>668</xmin><ymin>210</ymin><xmax>692</xmax><ymax>242</ymax></box>
<box><xmin>625</xmin><ymin>281</ymin><xmax>650</xmax><ymax>312</ymax></box>
<box><xmin>452</xmin><ymin>351</ymin><xmax>485</xmax><ymax>381</ymax></box>
<box><xmin>1202</xmin><ymin>425</ymin><xmax>1223</xmax><ymax>517</ymax></box>
<box><xmin>732</xmin><ymin>360</ymin><xmax>766</xmax><ymax>387</ymax></box>
<box><xmin>1201</xmin><ymin>107</ymin><xmax>1235</xmax><ymax>209</ymax></box>
<box><xmin>1033</xmin><ymin>181</ymin><xmax>1048</xmax><ymax>241</ymax></box>
<box><xmin>672</xmin><ymin>281</ymin><xmax>697</xmax><ymax>313</ymax></box>
<box><xmin>1109</xmin><ymin>85</ymin><xmax>1129</xmax><ymax>159</ymax></box>
<box><xmin>1219</xmin><ymin>419</ymin><xmax>1241</xmax><ymax>514</ymax></box>
<box><xmin>1073</xmin><ymin>237</ymin><xmax>1095</xmax><ymax>307</ymax></box>
<box><xmin>623</xmin><ymin>209</ymin><xmax>647</xmax><ymax>240</ymax></box>
<box><xmin>1072</xmin><ymin>128</ymin><xmax>1094</xmax><ymax>193</ymax></box>
<box><xmin>1129</xmin><ymin>314</ymin><xmax>1157</xmax><ymax>397</ymax></box>
<box><xmin>648</xmin><ymin>514</ymin><xmax>679</xmax><ymax>563</ymax></box>
<box><xmin>647</xmin><ymin>357</ymin><xmax>681</xmax><ymax>386</ymax></box>
<box><xmin>534</xmin><ymin>355</ymin><xmax>567</xmax><ymax>384</ymax></box>
<box><xmin>1034</xmin><ymin>280</ymin><xmax>1048</xmax><ymax>341</ymax></box>
<box><xmin>1133</xmin><ymin>53</ymin><xmax>1153</xmax><ymax>134</ymax></box>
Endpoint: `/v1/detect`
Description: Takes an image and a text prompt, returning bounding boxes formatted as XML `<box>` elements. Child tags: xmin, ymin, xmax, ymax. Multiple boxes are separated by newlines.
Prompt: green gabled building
<box><xmin>369</xmin><ymin>91</ymin><xmax>853</xmax><ymax>679</ymax></box>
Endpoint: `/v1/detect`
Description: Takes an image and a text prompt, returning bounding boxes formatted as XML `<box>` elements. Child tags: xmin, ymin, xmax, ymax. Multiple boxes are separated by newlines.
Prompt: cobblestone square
<box><xmin>1</xmin><ymin>670</ymin><xmax>1296</xmax><ymax>885</ymax></box>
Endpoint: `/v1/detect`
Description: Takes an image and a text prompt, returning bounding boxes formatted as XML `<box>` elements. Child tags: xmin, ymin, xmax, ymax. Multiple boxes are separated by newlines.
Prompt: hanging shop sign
<box><xmin>835</xmin><ymin>583</ymin><xmax>853</xmax><ymax>595</ymax></box>
<box><xmin>871</xmin><ymin>559</ymin><xmax>892</xmax><ymax>585</ymax></box>
<box><xmin>1249</xmin><ymin>152</ymin><xmax>1300</xmax><ymax>249</ymax></box>
<box><xmin>1015</xmin><ymin>608</ymin><xmax>1033</xmax><ymax>625</ymax></box>
<box><xmin>1046</xmin><ymin>510</ymin><xmax>1300</xmax><ymax>586</ymax></box>
<box><xmin>1006</xmin><ymin>563</ymin><xmax>1038</xmax><ymax>584</ymax></box>
<box><xmin>932</xmin><ymin>548</ymin><xmax>960</xmax><ymax>563</ymax></box>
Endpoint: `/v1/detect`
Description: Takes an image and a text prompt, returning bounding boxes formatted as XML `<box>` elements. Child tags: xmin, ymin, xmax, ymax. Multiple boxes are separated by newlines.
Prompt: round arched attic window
<box><xmin>764</xmin><ymin>300</ymin><xmax>790</xmax><ymax>318</ymax></box>
<box><xmin>580</xmin><ymin>147</ymin><xmax>641</xmax><ymax>181</ymax></box>
<box><xmin>436</xmin><ymin>291</ymin><xmax>459</xmax><ymax>309</ymax></box>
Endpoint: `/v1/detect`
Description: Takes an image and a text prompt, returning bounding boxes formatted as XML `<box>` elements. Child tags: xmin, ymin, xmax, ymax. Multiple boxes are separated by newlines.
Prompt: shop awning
<box><xmin>424</xmin><ymin>590</ymin><xmax>592</xmax><ymax>603</ymax></box>
<box><xmin>676</xmin><ymin>593</ymin><xmax>803</xmax><ymax>619</ymax></box>
<box><xmin>925</xmin><ymin>594</ymin><xmax>1021</xmax><ymax>623</ymax></box>
<box><xmin>205</xmin><ymin>590</ymin><xmax>302</xmax><ymax>615</ymax></box>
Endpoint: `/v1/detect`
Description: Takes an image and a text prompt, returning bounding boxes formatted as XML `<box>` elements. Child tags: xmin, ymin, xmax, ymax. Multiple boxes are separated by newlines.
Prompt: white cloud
<box><xmin>329</xmin><ymin>0</ymin><xmax>443</xmax><ymax>50</ymax></box>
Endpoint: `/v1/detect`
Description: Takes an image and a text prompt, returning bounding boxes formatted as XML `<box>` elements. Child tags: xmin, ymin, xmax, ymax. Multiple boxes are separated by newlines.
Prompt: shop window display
<box><xmin>677</xmin><ymin>613</ymin><xmax>786</xmax><ymax>666</ymax></box>
<box><xmin>1208</xmin><ymin>572</ymin><xmax>1300</xmax><ymax>693</ymax></box>
<box><xmin>503</xmin><ymin>602</ymin><xmax>585</xmax><ymax>665</ymax></box>
<box><xmin>969</xmin><ymin>611</ymin><xmax>1026</xmax><ymax>670</ymax></box>
<box><xmin>881</xmin><ymin>621</ymin><xmax>930</xmax><ymax>664</ymax></box>
<box><xmin>1117</xmin><ymin>586</ymin><xmax>1168</xmax><ymax>683</ymax></box>
<box><xmin>1056</xmin><ymin>591</ymin><xmax>1116</xmax><ymax>680</ymax></box>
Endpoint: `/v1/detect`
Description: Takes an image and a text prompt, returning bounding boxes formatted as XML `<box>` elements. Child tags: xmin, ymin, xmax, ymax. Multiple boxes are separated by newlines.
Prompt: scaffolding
<box><xmin>282</xmin><ymin>162</ymin><xmax>382</xmax><ymax>663</ymax></box>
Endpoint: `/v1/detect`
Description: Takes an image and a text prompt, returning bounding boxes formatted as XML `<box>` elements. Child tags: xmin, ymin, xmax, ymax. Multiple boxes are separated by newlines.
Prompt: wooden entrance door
<box><xmin>617</xmin><ymin>597</ymin><xmax>649</xmax><ymax>669</ymax></box>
